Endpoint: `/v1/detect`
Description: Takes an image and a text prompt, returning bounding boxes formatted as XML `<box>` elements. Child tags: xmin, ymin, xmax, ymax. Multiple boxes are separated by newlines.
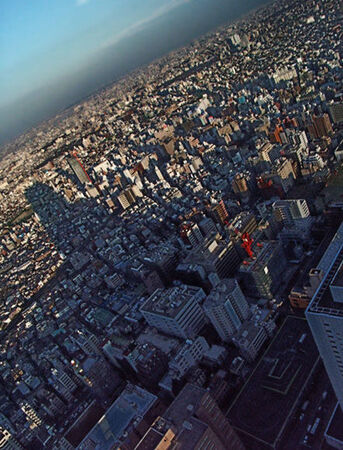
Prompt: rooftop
<box><xmin>163</xmin><ymin>383</ymin><xmax>205</xmax><ymax>429</ymax></box>
<box><xmin>307</xmin><ymin>222</ymin><xmax>343</xmax><ymax>316</ymax></box>
<box><xmin>239</xmin><ymin>241</ymin><xmax>279</xmax><ymax>273</ymax></box>
<box><xmin>204</xmin><ymin>278</ymin><xmax>238</xmax><ymax>308</ymax></box>
<box><xmin>77</xmin><ymin>384</ymin><xmax>157</xmax><ymax>450</ymax></box>
<box><xmin>227</xmin><ymin>316</ymin><xmax>319</xmax><ymax>448</ymax></box>
<box><xmin>140</xmin><ymin>285</ymin><xmax>203</xmax><ymax>318</ymax></box>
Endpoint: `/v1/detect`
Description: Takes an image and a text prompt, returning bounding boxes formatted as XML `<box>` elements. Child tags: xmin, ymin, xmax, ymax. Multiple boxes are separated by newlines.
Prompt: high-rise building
<box><xmin>74</xmin><ymin>384</ymin><xmax>162</xmax><ymax>450</ymax></box>
<box><xmin>180</xmin><ymin>222</ymin><xmax>203</xmax><ymax>247</ymax></box>
<box><xmin>273</xmin><ymin>199</ymin><xmax>310</xmax><ymax>226</ymax></box>
<box><xmin>203</xmin><ymin>279</ymin><xmax>250</xmax><ymax>342</ymax></box>
<box><xmin>162</xmin><ymin>383</ymin><xmax>245</xmax><ymax>449</ymax></box>
<box><xmin>307</xmin><ymin>113</ymin><xmax>333</xmax><ymax>139</ymax></box>
<box><xmin>67</xmin><ymin>154</ymin><xmax>92</xmax><ymax>185</ymax></box>
<box><xmin>182</xmin><ymin>236</ymin><xmax>241</xmax><ymax>281</ymax></box>
<box><xmin>306</xmin><ymin>222</ymin><xmax>343</xmax><ymax>411</ymax></box>
<box><xmin>232</xmin><ymin>173</ymin><xmax>250</xmax><ymax>202</ymax></box>
<box><xmin>239</xmin><ymin>241</ymin><xmax>286</xmax><ymax>299</ymax></box>
<box><xmin>198</xmin><ymin>217</ymin><xmax>217</xmax><ymax>237</ymax></box>
<box><xmin>169</xmin><ymin>337</ymin><xmax>210</xmax><ymax>379</ymax></box>
<box><xmin>209</xmin><ymin>200</ymin><xmax>229</xmax><ymax>225</ymax></box>
<box><xmin>140</xmin><ymin>284</ymin><xmax>207</xmax><ymax>339</ymax></box>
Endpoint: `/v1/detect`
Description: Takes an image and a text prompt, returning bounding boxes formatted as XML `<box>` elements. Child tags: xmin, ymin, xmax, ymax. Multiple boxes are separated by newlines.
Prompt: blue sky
<box><xmin>0</xmin><ymin>0</ymin><xmax>190</xmax><ymax>107</ymax></box>
<box><xmin>0</xmin><ymin>0</ymin><xmax>269</xmax><ymax>144</ymax></box>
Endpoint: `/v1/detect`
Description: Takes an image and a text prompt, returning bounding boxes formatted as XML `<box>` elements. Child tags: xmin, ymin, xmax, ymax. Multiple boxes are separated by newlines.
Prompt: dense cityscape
<box><xmin>0</xmin><ymin>0</ymin><xmax>343</xmax><ymax>448</ymax></box>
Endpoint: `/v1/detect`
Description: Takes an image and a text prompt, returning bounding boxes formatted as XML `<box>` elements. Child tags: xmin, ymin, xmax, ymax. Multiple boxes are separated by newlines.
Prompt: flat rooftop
<box><xmin>77</xmin><ymin>384</ymin><xmax>156</xmax><ymax>450</ymax></box>
<box><xmin>307</xmin><ymin>222</ymin><xmax>343</xmax><ymax>317</ymax></box>
<box><xmin>163</xmin><ymin>383</ymin><xmax>206</xmax><ymax>429</ymax></box>
<box><xmin>140</xmin><ymin>285</ymin><xmax>202</xmax><ymax>318</ymax></box>
<box><xmin>204</xmin><ymin>278</ymin><xmax>238</xmax><ymax>308</ymax></box>
<box><xmin>227</xmin><ymin>317</ymin><xmax>319</xmax><ymax>449</ymax></box>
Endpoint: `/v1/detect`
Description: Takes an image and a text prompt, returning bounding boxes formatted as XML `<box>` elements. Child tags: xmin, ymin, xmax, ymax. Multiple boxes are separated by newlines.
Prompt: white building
<box><xmin>169</xmin><ymin>337</ymin><xmax>210</xmax><ymax>378</ymax></box>
<box><xmin>232</xmin><ymin>322</ymin><xmax>268</xmax><ymax>362</ymax></box>
<box><xmin>273</xmin><ymin>199</ymin><xmax>311</xmax><ymax>227</ymax></box>
<box><xmin>140</xmin><ymin>284</ymin><xmax>207</xmax><ymax>339</ymax></box>
<box><xmin>203</xmin><ymin>279</ymin><xmax>250</xmax><ymax>342</ymax></box>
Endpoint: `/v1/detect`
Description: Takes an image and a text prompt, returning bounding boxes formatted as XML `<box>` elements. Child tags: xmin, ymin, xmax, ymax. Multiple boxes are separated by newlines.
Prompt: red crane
<box><xmin>241</xmin><ymin>232</ymin><xmax>254</xmax><ymax>259</ymax></box>
<box><xmin>224</xmin><ymin>220</ymin><xmax>255</xmax><ymax>259</ymax></box>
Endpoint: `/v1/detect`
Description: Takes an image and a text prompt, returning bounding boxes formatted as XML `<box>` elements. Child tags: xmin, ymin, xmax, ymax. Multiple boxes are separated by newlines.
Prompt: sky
<box><xmin>0</xmin><ymin>0</ymin><xmax>270</xmax><ymax>144</ymax></box>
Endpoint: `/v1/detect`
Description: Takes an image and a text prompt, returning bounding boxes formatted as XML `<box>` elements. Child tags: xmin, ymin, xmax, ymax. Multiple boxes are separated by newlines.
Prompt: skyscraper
<box><xmin>67</xmin><ymin>153</ymin><xmax>92</xmax><ymax>185</ymax></box>
<box><xmin>203</xmin><ymin>279</ymin><xmax>250</xmax><ymax>342</ymax></box>
<box><xmin>307</xmin><ymin>113</ymin><xmax>333</xmax><ymax>139</ymax></box>
<box><xmin>306</xmin><ymin>222</ymin><xmax>343</xmax><ymax>411</ymax></box>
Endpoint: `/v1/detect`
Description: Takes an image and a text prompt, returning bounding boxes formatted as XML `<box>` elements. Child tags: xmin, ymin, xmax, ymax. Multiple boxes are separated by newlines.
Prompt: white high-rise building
<box><xmin>273</xmin><ymin>199</ymin><xmax>310</xmax><ymax>226</ymax></box>
<box><xmin>140</xmin><ymin>284</ymin><xmax>206</xmax><ymax>339</ymax></box>
<box><xmin>306</xmin><ymin>222</ymin><xmax>343</xmax><ymax>411</ymax></box>
<box><xmin>203</xmin><ymin>279</ymin><xmax>250</xmax><ymax>342</ymax></box>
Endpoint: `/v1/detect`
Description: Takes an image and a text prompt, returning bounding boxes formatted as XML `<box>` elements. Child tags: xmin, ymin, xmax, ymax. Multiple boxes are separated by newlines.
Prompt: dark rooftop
<box><xmin>227</xmin><ymin>316</ymin><xmax>319</xmax><ymax>448</ymax></box>
<box><xmin>163</xmin><ymin>383</ymin><xmax>205</xmax><ymax>428</ymax></box>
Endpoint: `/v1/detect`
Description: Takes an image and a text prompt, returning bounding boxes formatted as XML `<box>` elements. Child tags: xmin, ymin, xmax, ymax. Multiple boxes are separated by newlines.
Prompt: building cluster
<box><xmin>0</xmin><ymin>0</ymin><xmax>343</xmax><ymax>448</ymax></box>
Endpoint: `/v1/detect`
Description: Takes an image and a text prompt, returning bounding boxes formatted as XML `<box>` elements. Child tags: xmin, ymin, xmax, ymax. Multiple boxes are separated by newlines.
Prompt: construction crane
<box><xmin>241</xmin><ymin>232</ymin><xmax>254</xmax><ymax>259</ymax></box>
<box><xmin>224</xmin><ymin>219</ymin><xmax>255</xmax><ymax>259</ymax></box>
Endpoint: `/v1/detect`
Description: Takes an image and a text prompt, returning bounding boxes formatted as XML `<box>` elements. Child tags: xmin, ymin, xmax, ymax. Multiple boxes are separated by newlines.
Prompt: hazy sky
<box><xmin>0</xmin><ymin>0</ymin><xmax>270</xmax><ymax>144</ymax></box>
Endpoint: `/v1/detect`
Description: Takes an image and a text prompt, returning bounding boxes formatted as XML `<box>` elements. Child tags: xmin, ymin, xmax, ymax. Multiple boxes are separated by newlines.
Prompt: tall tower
<box><xmin>67</xmin><ymin>152</ymin><xmax>92</xmax><ymax>185</ymax></box>
<box><xmin>306</xmin><ymin>222</ymin><xmax>343</xmax><ymax>411</ymax></box>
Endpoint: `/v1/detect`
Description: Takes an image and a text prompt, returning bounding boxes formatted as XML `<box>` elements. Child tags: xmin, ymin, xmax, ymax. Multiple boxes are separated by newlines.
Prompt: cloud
<box><xmin>100</xmin><ymin>0</ymin><xmax>192</xmax><ymax>48</ymax></box>
<box><xmin>76</xmin><ymin>0</ymin><xmax>90</xmax><ymax>6</ymax></box>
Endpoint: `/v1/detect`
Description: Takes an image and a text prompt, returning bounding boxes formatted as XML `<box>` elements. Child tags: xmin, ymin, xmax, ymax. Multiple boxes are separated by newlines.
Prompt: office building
<box><xmin>125</xmin><ymin>343</ymin><xmax>168</xmax><ymax>387</ymax></box>
<box><xmin>74</xmin><ymin>384</ymin><xmax>162</xmax><ymax>450</ymax></box>
<box><xmin>198</xmin><ymin>217</ymin><xmax>217</xmax><ymax>237</ymax></box>
<box><xmin>203</xmin><ymin>279</ymin><xmax>250</xmax><ymax>342</ymax></box>
<box><xmin>306</xmin><ymin>222</ymin><xmax>343</xmax><ymax>411</ymax></box>
<box><xmin>232</xmin><ymin>321</ymin><xmax>268</xmax><ymax>362</ymax></box>
<box><xmin>182</xmin><ymin>236</ymin><xmax>241</xmax><ymax>281</ymax></box>
<box><xmin>140</xmin><ymin>284</ymin><xmax>207</xmax><ymax>339</ymax></box>
<box><xmin>67</xmin><ymin>154</ymin><xmax>92</xmax><ymax>185</ymax></box>
<box><xmin>169</xmin><ymin>337</ymin><xmax>210</xmax><ymax>379</ymax></box>
<box><xmin>180</xmin><ymin>222</ymin><xmax>203</xmax><ymax>247</ymax></box>
<box><xmin>273</xmin><ymin>199</ymin><xmax>310</xmax><ymax>227</ymax></box>
<box><xmin>162</xmin><ymin>383</ymin><xmax>245</xmax><ymax>449</ymax></box>
<box><xmin>307</xmin><ymin>113</ymin><xmax>333</xmax><ymax>139</ymax></box>
<box><xmin>209</xmin><ymin>200</ymin><xmax>229</xmax><ymax>225</ymax></box>
<box><xmin>239</xmin><ymin>241</ymin><xmax>286</xmax><ymax>299</ymax></box>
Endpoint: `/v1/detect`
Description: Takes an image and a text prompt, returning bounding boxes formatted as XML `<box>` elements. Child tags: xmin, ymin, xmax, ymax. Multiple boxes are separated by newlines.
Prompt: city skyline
<box><xmin>0</xmin><ymin>0</ymin><xmax>342</xmax><ymax>447</ymax></box>
<box><xmin>0</xmin><ymin>0</ymin><xmax>270</xmax><ymax>145</ymax></box>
